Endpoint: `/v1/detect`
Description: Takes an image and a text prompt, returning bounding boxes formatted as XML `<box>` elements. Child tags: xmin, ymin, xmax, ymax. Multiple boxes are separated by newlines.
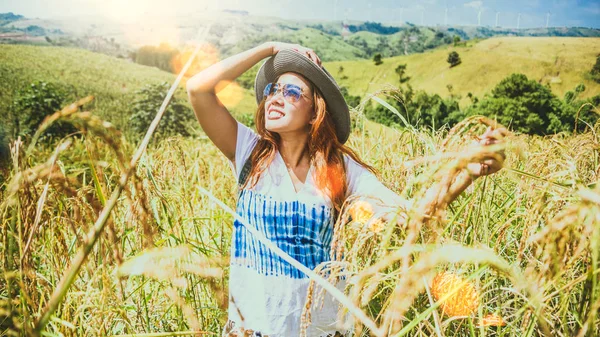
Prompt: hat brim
<box><xmin>254</xmin><ymin>49</ymin><xmax>350</xmax><ymax>144</ymax></box>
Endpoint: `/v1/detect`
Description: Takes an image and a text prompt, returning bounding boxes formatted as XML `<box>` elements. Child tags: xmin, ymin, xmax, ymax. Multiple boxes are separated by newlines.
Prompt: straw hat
<box><xmin>254</xmin><ymin>49</ymin><xmax>351</xmax><ymax>144</ymax></box>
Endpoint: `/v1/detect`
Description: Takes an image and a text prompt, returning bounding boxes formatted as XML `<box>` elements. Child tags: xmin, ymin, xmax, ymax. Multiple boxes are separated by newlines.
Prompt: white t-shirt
<box><xmin>226</xmin><ymin>122</ymin><xmax>403</xmax><ymax>337</ymax></box>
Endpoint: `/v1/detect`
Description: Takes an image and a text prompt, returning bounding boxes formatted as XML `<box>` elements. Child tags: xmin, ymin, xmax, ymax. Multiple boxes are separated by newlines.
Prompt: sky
<box><xmin>1</xmin><ymin>0</ymin><xmax>599</xmax><ymax>29</ymax></box>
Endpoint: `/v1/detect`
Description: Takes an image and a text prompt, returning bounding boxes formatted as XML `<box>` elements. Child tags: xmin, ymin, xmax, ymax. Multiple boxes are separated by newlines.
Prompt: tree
<box><xmin>376</xmin><ymin>36</ymin><xmax>389</xmax><ymax>56</ymax></box>
<box><xmin>11</xmin><ymin>81</ymin><xmax>74</xmax><ymax>139</ymax></box>
<box><xmin>363</xmin><ymin>84</ymin><xmax>461</xmax><ymax>130</ymax></box>
<box><xmin>373</xmin><ymin>53</ymin><xmax>383</xmax><ymax>65</ymax></box>
<box><xmin>340</xmin><ymin>86</ymin><xmax>361</xmax><ymax>109</ymax></box>
<box><xmin>130</xmin><ymin>82</ymin><xmax>195</xmax><ymax>139</ymax></box>
<box><xmin>337</xmin><ymin>65</ymin><xmax>348</xmax><ymax>80</ymax></box>
<box><xmin>134</xmin><ymin>44</ymin><xmax>179</xmax><ymax>73</ymax></box>
<box><xmin>447</xmin><ymin>51</ymin><xmax>461</xmax><ymax>68</ymax></box>
<box><xmin>453</xmin><ymin>35</ymin><xmax>461</xmax><ymax>46</ymax></box>
<box><xmin>413</xmin><ymin>91</ymin><xmax>460</xmax><ymax>129</ymax></box>
<box><xmin>564</xmin><ymin>84</ymin><xmax>586</xmax><ymax>104</ymax></box>
<box><xmin>590</xmin><ymin>55</ymin><xmax>600</xmax><ymax>83</ymax></box>
<box><xmin>469</xmin><ymin>74</ymin><xmax>565</xmax><ymax>135</ymax></box>
<box><xmin>394</xmin><ymin>64</ymin><xmax>411</xmax><ymax>84</ymax></box>
<box><xmin>562</xmin><ymin>83</ymin><xmax>600</xmax><ymax>133</ymax></box>
<box><xmin>467</xmin><ymin>92</ymin><xmax>478</xmax><ymax>104</ymax></box>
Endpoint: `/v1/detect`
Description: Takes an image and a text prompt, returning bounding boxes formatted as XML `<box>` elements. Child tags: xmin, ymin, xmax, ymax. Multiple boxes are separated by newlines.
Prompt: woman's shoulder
<box><xmin>233</xmin><ymin>121</ymin><xmax>260</xmax><ymax>178</ymax></box>
<box><xmin>342</xmin><ymin>154</ymin><xmax>371</xmax><ymax>174</ymax></box>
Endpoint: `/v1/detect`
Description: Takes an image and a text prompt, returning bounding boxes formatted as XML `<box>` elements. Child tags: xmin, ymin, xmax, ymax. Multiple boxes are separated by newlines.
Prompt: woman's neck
<box><xmin>278</xmin><ymin>133</ymin><xmax>310</xmax><ymax>168</ymax></box>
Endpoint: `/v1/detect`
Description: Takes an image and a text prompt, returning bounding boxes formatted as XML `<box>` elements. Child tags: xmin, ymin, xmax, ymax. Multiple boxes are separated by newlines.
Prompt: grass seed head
<box><xmin>430</xmin><ymin>272</ymin><xmax>480</xmax><ymax>317</ymax></box>
<box><xmin>478</xmin><ymin>313</ymin><xmax>506</xmax><ymax>327</ymax></box>
<box><xmin>367</xmin><ymin>218</ymin><xmax>385</xmax><ymax>234</ymax></box>
<box><xmin>348</xmin><ymin>200</ymin><xmax>374</xmax><ymax>224</ymax></box>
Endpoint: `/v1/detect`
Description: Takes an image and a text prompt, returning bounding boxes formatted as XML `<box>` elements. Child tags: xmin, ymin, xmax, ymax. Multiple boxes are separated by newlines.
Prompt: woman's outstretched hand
<box><xmin>466</xmin><ymin>126</ymin><xmax>508</xmax><ymax>178</ymax></box>
<box><xmin>267</xmin><ymin>41</ymin><xmax>322</xmax><ymax>67</ymax></box>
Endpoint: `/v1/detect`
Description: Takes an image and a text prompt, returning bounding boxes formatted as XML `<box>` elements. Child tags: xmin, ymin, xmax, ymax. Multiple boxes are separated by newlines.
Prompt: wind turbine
<box><xmin>546</xmin><ymin>12</ymin><xmax>551</xmax><ymax>28</ymax></box>
<box><xmin>444</xmin><ymin>6</ymin><xmax>449</xmax><ymax>26</ymax></box>
<box><xmin>344</xmin><ymin>8</ymin><xmax>352</xmax><ymax>25</ymax></box>
<box><xmin>495</xmin><ymin>11</ymin><xmax>500</xmax><ymax>27</ymax></box>
<box><xmin>399</xmin><ymin>7</ymin><xmax>404</xmax><ymax>25</ymax></box>
<box><xmin>420</xmin><ymin>7</ymin><xmax>425</xmax><ymax>26</ymax></box>
<box><xmin>517</xmin><ymin>12</ymin><xmax>521</xmax><ymax>29</ymax></box>
<box><xmin>477</xmin><ymin>8</ymin><xmax>483</xmax><ymax>26</ymax></box>
<box><xmin>334</xmin><ymin>0</ymin><xmax>338</xmax><ymax>21</ymax></box>
<box><xmin>341</xmin><ymin>7</ymin><xmax>351</xmax><ymax>39</ymax></box>
<box><xmin>443</xmin><ymin>0</ymin><xmax>448</xmax><ymax>26</ymax></box>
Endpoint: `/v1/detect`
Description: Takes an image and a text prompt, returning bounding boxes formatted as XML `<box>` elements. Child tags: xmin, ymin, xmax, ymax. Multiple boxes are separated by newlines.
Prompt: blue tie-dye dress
<box><xmin>225</xmin><ymin>122</ymin><xmax>402</xmax><ymax>337</ymax></box>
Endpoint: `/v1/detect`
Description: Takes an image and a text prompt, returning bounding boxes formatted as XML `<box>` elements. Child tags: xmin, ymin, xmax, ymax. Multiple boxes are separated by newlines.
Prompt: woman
<box><xmin>186</xmin><ymin>42</ymin><xmax>503</xmax><ymax>337</ymax></box>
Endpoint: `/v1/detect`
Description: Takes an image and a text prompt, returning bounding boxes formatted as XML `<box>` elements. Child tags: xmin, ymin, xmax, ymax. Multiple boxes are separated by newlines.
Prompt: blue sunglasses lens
<box><xmin>263</xmin><ymin>83</ymin><xmax>274</xmax><ymax>97</ymax></box>
<box><xmin>285</xmin><ymin>86</ymin><xmax>302</xmax><ymax>101</ymax></box>
<box><xmin>263</xmin><ymin>83</ymin><xmax>303</xmax><ymax>102</ymax></box>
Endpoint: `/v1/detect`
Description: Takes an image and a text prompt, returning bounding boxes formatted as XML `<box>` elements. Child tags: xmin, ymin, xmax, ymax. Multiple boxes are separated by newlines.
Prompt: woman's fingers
<box><xmin>285</xmin><ymin>44</ymin><xmax>321</xmax><ymax>66</ymax></box>
<box><xmin>467</xmin><ymin>156</ymin><xmax>503</xmax><ymax>177</ymax></box>
<box><xmin>467</xmin><ymin>125</ymin><xmax>509</xmax><ymax>177</ymax></box>
<box><xmin>309</xmin><ymin>50</ymin><xmax>322</xmax><ymax>66</ymax></box>
<box><xmin>272</xmin><ymin>42</ymin><xmax>322</xmax><ymax>67</ymax></box>
<box><xmin>303</xmin><ymin>48</ymin><xmax>321</xmax><ymax>66</ymax></box>
<box><xmin>479</xmin><ymin>126</ymin><xmax>508</xmax><ymax>140</ymax></box>
<box><xmin>484</xmin><ymin>157</ymin><xmax>503</xmax><ymax>174</ymax></box>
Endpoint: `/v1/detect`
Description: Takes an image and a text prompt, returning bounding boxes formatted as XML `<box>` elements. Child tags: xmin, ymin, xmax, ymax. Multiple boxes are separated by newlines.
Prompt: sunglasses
<box><xmin>263</xmin><ymin>82</ymin><xmax>311</xmax><ymax>103</ymax></box>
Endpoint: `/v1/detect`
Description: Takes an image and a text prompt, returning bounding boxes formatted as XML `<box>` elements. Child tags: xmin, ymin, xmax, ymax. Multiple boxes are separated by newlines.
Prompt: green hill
<box><xmin>0</xmin><ymin>44</ymin><xmax>175</xmax><ymax>131</ymax></box>
<box><xmin>330</xmin><ymin>36</ymin><xmax>600</xmax><ymax>105</ymax></box>
<box><xmin>1</xmin><ymin>37</ymin><xmax>598</xmax><ymax>133</ymax></box>
<box><xmin>0</xmin><ymin>44</ymin><xmax>256</xmax><ymax>132</ymax></box>
<box><xmin>221</xmin><ymin>27</ymin><xmax>366</xmax><ymax>61</ymax></box>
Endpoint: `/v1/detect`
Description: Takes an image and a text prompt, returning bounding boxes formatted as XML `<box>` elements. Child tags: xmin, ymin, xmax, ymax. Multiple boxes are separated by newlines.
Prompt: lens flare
<box><xmin>215</xmin><ymin>80</ymin><xmax>244</xmax><ymax>108</ymax></box>
<box><xmin>430</xmin><ymin>272</ymin><xmax>480</xmax><ymax>317</ymax></box>
<box><xmin>175</xmin><ymin>43</ymin><xmax>245</xmax><ymax>107</ymax></box>
<box><xmin>173</xmin><ymin>44</ymin><xmax>220</xmax><ymax>79</ymax></box>
<box><xmin>349</xmin><ymin>200</ymin><xmax>374</xmax><ymax>224</ymax></box>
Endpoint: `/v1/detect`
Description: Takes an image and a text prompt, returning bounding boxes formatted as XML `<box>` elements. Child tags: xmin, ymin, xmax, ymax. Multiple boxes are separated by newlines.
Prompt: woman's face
<box><xmin>263</xmin><ymin>72</ymin><xmax>315</xmax><ymax>136</ymax></box>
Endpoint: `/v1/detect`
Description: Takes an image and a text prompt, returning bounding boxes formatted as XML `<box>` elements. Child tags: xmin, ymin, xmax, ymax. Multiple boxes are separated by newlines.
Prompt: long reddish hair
<box><xmin>243</xmin><ymin>75</ymin><xmax>375</xmax><ymax>213</ymax></box>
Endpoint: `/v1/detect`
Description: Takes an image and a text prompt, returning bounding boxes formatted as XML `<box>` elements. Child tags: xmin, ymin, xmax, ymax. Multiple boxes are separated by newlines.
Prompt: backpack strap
<box><xmin>238</xmin><ymin>156</ymin><xmax>252</xmax><ymax>188</ymax></box>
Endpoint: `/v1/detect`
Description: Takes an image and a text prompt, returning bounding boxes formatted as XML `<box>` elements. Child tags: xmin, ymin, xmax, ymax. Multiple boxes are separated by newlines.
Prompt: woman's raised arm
<box><xmin>186</xmin><ymin>42</ymin><xmax>274</xmax><ymax>161</ymax></box>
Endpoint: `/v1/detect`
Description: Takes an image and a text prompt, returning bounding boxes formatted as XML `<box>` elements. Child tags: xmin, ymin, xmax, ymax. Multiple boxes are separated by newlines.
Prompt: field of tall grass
<box><xmin>1</xmin><ymin>93</ymin><xmax>599</xmax><ymax>336</ymax></box>
<box><xmin>1</xmin><ymin>40</ymin><xmax>600</xmax><ymax>337</ymax></box>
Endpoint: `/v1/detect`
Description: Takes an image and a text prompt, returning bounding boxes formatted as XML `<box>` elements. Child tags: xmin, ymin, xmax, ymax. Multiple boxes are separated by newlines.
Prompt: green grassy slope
<box><xmin>0</xmin><ymin>44</ymin><xmax>176</xmax><ymax>130</ymax></box>
<box><xmin>330</xmin><ymin>37</ymin><xmax>600</xmax><ymax>105</ymax></box>
<box><xmin>221</xmin><ymin>27</ymin><xmax>366</xmax><ymax>61</ymax></box>
<box><xmin>2</xmin><ymin>37</ymin><xmax>598</xmax><ymax>132</ymax></box>
<box><xmin>0</xmin><ymin>44</ymin><xmax>257</xmax><ymax>131</ymax></box>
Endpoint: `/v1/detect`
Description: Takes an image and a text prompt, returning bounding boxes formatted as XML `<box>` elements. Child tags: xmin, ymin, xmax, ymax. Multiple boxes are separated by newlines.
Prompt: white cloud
<box><xmin>464</xmin><ymin>1</ymin><xmax>483</xmax><ymax>9</ymax></box>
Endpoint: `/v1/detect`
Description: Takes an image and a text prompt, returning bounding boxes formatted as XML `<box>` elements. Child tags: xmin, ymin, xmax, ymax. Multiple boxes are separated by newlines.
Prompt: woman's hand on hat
<box><xmin>465</xmin><ymin>126</ymin><xmax>508</xmax><ymax>178</ymax></box>
<box><xmin>267</xmin><ymin>41</ymin><xmax>322</xmax><ymax>67</ymax></box>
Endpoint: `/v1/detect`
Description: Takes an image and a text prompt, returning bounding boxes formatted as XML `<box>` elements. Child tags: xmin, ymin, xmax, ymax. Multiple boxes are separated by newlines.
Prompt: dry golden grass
<box><xmin>1</xmin><ymin>94</ymin><xmax>599</xmax><ymax>337</ymax></box>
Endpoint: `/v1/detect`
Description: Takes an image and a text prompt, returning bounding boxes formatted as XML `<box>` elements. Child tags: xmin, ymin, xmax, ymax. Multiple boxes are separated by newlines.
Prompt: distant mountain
<box><xmin>0</xmin><ymin>12</ymin><xmax>64</xmax><ymax>41</ymax></box>
<box><xmin>1</xmin><ymin>11</ymin><xmax>599</xmax><ymax>62</ymax></box>
<box><xmin>0</xmin><ymin>12</ymin><xmax>24</xmax><ymax>23</ymax></box>
<box><xmin>441</xmin><ymin>26</ymin><xmax>600</xmax><ymax>39</ymax></box>
<box><xmin>222</xmin><ymin>9</ymin><xmax>249</xmax><ymax>16</ymax></box>
<box><xmin>291</xmin><ymin>19</ymin><xmax>600</xmax><ymax>39</ymax></box>
<box><xmin>211</xmin><ymin>16</ymin><xmax>600</xmax><ymax>61</ymax></box>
